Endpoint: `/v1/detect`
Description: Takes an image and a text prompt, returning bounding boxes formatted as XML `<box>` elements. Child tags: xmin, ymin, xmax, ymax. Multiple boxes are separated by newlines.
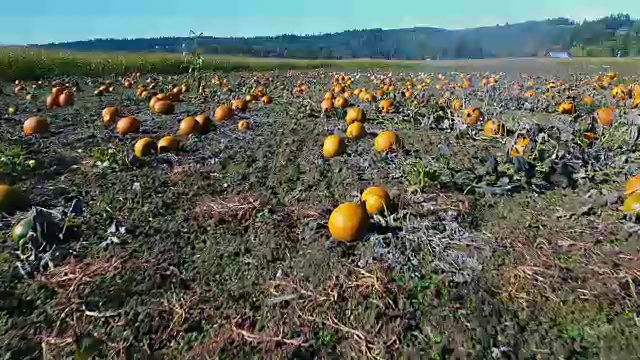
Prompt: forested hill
<box><xmin>42</xmin><ymin>13</ymin><xmax>640</xmax><ymax>59</ymax></box>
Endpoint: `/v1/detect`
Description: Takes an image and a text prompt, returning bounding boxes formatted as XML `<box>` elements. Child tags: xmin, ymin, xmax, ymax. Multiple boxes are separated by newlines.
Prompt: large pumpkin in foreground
<box><xmin>328</xmin><ymin>202</ymin><xmax>369</xmax><ymax>242</ymax></box>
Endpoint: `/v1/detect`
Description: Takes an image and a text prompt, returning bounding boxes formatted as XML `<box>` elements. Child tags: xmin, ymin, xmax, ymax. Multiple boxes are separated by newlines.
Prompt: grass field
<box><xmin>3</xmin><ymin>47</ymin><xmax>640</xmax><ymax>80</ymax></box>
<box><xmin>0</xmin><ymin>49</ymin><xmax>423</xmax><ymax>80</ymax></box>
<box><xmin>1</xmin><ymin>51</ymin><xmax>640</xmax><ymax>359</ymax></box>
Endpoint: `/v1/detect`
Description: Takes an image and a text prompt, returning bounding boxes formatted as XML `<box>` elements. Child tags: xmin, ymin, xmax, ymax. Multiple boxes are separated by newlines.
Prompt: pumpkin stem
<box><xmin>358</xmin><ymin>200</ymin><xmax>368</xmax><ymax>214</ymax></box>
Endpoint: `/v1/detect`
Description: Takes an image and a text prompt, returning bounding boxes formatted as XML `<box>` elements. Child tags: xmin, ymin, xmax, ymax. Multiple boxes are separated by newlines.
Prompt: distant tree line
<box><xmin>40</xmin><ymin>14</ymin><xmax>640</xmax><ymax>59</ymax></box>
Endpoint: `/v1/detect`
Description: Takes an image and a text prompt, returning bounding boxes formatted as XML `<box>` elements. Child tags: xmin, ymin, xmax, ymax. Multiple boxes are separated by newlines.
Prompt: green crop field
<box><xmin>2</xmin><ymin>48</ymin><xmax>640</xmax><ymax>80</ymax></box>
<box><xmin>0</xmin><ymin>48</ymin><xmax>426</xmax><ymax>80</ymax></box>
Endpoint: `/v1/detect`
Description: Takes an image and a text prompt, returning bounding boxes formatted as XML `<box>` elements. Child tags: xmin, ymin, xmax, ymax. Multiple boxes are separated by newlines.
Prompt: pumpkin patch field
<box><xmin>2</xmin><ymin>61</ymin><xmax>640</xmax><ymax>359</ymax></box>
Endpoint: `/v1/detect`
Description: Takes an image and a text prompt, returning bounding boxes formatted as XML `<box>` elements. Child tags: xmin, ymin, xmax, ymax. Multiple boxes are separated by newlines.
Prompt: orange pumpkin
<box><xmin>179</xmin><ymin>116</ymin><xmax>201</xmax><ymax>136</ymax></box>
<box><xmin>345</xmin><ymin>107</ymin><xmax>365</xmax><ymax>124</ymax></box>
<box><xmin>214</xmin><ymin>104</ymin><xmax>232</xmax><ymax>122</ymax></box>
<box><xmin>346</xmin><ymin>122</ymin><xmax>366</xmax><ymax>140</ymax></box>
<box><xmin>253</xmin><ymin>87</ymin><xmax>266</xmax><ymax>97</ymax></box>
<box><xmin>361</xmin><ymin>186</ymin><xmax>391</xmax><ymax>215</ymax></box>
<box><xmin>23</xmin><ymin>116</ymin><xmax>49</xmax><ymax>136</ymax></box>
<box><xmin>462</xmin><ymin>107</ymin><xmax>483</xmax><ymax>125</ymax></box>
<box><xmin>558</xmin><ymin>101</ymin><xmax>576</xmax><ymax>115</ymax></box>
<box><xmin>58</xmin><ymin>91</ymin><xmax>74</xmax><ymax>107</ymax></box>
<box><xmin>625</xmin><ymin>174</ymin><xmax>640</xmax><ymax>196</ymax></box>
<box><xmin>583</xmin><ymin>132</ymin><xmax>597</xmax><ymax>143</ymax></box>
<box><xmin>374</xmin><ymin>131</ymin><xmax>400</xmax><ymax>152</ymax></box>
<box><xmin>328</xmin><ymin>202</ymin><xmax>369</xmax><ymax>242</ymax></box>
<box><xmin>261</xmin><ymin>96</ymin><xmax>272</xmax><ymax>105</ymax></box>
<box><xmin>237</xmin><ymin>120</ymin><xmax>251</xmax><ymax>132</ymax></box>
<box><xmin>334</xmin><ymin>96</ymin><xmax>349</xmax><ymax>109</ymax></box>
<box><xmin>153</xmin><ymin>100</ymin><xmax>175</xmax><ymax>115</ymax></box>
<box><xmin>595</xmin><ymin>107</ymin><xmax>616</xmax><ymax>127</ymax></box>
<box><xmin>134</xmin><ymin>138</ymin><xmax>156</xmax><ymax>158</ymax></box>
<box><xmin>612</xmin><ymin>85</ymin><xmax>629</xmax><ymax>101</ymax></box>
<box><xmin>149</xmin><ymin>94</ymin><xmax>168</xmax><ymax>109</ymax></box>
<box><xmin>321</xmin><ymin>99</ymin><xmax>334</xmax><ymax>114</ymax></box>
<box><xmin>451</xmin><ymin>99</ymin><xmax>463</xmax><ymax>112</ymax></box>
<box><xmin>362</xmin><ymin>92</ymin><xmax>376</xmax><ymax>103</ymax></box>
<box><xmin>623</xmin><ymin>192</ymin><xmax>640</xmax><ymax>214</ymax></box>
<box><xmin>168</xmin><ymin>89</ymin><xmax>182</xmax><ymax>102</ymax></box>
<box><xmin>116</xmin><ymin>116</ymin><xmax>141</xmax><ymax>135</ymax></box>
<box><xmin>195</xmin><ymin>113</ymin><xmax>212</xmax><ymax>133</ymax></box>
<box><xmin>379</xmin><ymin>99</ymin><xmax>394</xmax><ymax>113</ymax></box>
<box><xmin>158</xmin><ymin>135</ymin><xmax>180</xmax><ymax>153</ymax></box>
<box><xmin>323</xmin><ymin>135</ymin><xmax>345</xmax><ymax>158</ymax></box>
<box><xmin>0</xmin><ymin>184</ymin><xmax>28</xmax><ymax>213</ymax></box>
<box><xmin>231</xmin><ymin>99</ymin><xmax>248</xmax><ymax>112</ymax></box>
<box><xmin>171</xmin><ymin>86</ymin><xmax>183</xmax><ymax>95</ymax></box>
<box><xmin>483</xmin><ymin>119</ymin><xmax>505</xmax><ymax>137</ymax></box>
<box><xmin>46</xmin><ymin>94</ymin><xmax>60</xmax><ymax>109</ymax></box>
<box><xmin>510</xmin><ymin>137</ymin><xmax>531</xmax><ymax>157</ymax></box>
<box><xmin>51</xmin><ymin>87</ymin><xmax>65</xmax><ymax>97</ymax></box>
<box><xmin>102</xmin><ymin>106</ymin><xmax>119</xmax><ymax>125</ymax></box>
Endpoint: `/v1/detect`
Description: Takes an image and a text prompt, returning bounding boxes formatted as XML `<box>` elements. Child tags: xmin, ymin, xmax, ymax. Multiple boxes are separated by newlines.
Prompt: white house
<box><xmin>545</xmin><ymin>51</ymin><xmax>571</xmax><ymax>59</ymax></box>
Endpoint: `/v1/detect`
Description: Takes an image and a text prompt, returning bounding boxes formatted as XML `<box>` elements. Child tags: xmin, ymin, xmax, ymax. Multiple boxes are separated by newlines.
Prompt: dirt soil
<box><xmin>1</xmin><ymin>69</ymin><xmax>640</xmax><ymax>360</ymax></box>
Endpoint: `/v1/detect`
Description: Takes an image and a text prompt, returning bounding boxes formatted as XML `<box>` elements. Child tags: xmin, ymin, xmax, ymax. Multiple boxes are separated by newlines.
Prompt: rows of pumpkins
<box><xmin>15</xmin><ymin>78</ymin><xmax>262</xmax><ymax>159</ymax></box>
<box><xmin>4</xmin><ymin>69</ymin><xmax>640</xmax><ymax>243</ymax></box>
<box><xmin>320</xmin><ymin>76</ymin><xmax>401</xmax><ymax>158</ymax></box>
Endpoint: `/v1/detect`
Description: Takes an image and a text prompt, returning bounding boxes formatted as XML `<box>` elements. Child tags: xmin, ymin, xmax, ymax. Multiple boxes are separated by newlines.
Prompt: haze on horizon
<box><xmin>1</xmin><ymin>0</ymin><xmax>638</xmax><ymax>45</ymax></box>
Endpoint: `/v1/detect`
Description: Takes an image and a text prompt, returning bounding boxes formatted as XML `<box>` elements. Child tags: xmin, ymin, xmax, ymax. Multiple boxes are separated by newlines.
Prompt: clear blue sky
<box><xmin>1</xmin><ymin>0</ymin><xmax>638</xmax><ymax>44</ymax></box>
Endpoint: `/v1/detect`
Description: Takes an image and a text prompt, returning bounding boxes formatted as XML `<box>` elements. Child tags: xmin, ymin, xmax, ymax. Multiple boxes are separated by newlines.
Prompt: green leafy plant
<box><xmin>183</xmin><ymin>30</ymin><xmax>205</xmax><ymax>93</ymax></box>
